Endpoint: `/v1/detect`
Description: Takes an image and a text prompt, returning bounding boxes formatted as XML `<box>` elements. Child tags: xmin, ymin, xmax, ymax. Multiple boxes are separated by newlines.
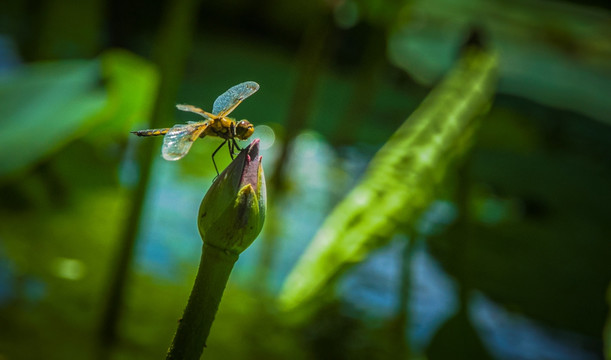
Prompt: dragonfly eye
<box><xmin>236</xmin><ymin>120</ymin><xmax>254</xmax><ymax>140</ymax></box>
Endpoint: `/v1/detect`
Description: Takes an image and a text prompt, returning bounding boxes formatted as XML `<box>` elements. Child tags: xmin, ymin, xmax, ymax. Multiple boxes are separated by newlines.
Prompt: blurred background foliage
<box><xmin>0</xmin><ymin>0</ymin><xmax>610</xmax><ymax>359</ymax></box>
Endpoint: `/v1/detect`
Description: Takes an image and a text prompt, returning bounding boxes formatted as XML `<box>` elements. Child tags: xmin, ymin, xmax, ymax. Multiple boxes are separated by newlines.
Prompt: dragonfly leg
<box><xmin>211</xmin><ymin>140</ymin><xmax>227</xmax><ymax>176</ymax></box>
<box><xmin>228</xmin><ymin>140</ymin><xmax>235</xmax><ymax>160</ymax></box>
<box><xmin>232</xmin><ymin>138</ymin><xmax>242</xmax><ymax>152</ymax></box>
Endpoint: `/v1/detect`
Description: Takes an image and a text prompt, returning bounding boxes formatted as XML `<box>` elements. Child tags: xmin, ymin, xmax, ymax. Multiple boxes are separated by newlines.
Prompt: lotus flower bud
<box><xmin>198</xmin><ymin>139</ymin><xmax>266</xmax><ymax>254</ymax></box>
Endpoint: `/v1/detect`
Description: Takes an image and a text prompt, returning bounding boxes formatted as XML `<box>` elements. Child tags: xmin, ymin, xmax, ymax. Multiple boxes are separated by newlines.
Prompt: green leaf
<box><xmin>387</xmin><ymin>0</ymin><xmax>611</xmax><ymax>125</ymax></box>
<box><xmin>0</xmin><ymin>61</ymin><xmax>107</xmax><ymax>178</ymax></box>
<box><xmin>278</xmin><ymin>47</ymin><xmax>498</xmax><ymax>311</ymax></box>
<box><xmin>84</xmin><ymin>49</ymin><xmax>159</xmax><ymax>142</ymax></box>
<box><xmin>0</xmin><ymin>50</ymin><xmax>158</xmax><ymax>180</ymax></box>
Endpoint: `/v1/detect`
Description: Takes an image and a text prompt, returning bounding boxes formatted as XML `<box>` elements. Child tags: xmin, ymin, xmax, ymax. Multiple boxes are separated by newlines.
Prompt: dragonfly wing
<box><xmin>176</xmin><ymin>104</ymin><xmax>213</xmax><ymax>119</ymax></box>
<box><xmin>212</xmin><ymin>81</ymin><xmax>259</xmax><ymax>117</ymax></box>
<box><xmin>162</xmin><ymin>123</ymin><xmax>208</xmax><ymax>161</ymax></box>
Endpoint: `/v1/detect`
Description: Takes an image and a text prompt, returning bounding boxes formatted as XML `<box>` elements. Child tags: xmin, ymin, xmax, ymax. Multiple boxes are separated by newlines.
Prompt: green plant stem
<box><xmin>166</xmin><ymin>244</ymin><xmax>239</xmax><ymax>360</ymax></box>
<box><xmin>452</xmin><ymin>158</ymin><xmax>473</xmax><ymax>311</ymax></box>
<box><xmin>395</xmin><ymin>234</ymin><xmax>416</xmax><ymax>358</ymax></box>
<box><xmin>98</xmin><ymin>0</ymin><xmax>203</xmax><ymax>352</ymax></box>
<box><xmin>257</xmin><ymin>14</ymin><xmax>333</xmax><ymax>290</ymax></box>
<box><xmin>269</xmin><ymin>14</ymin><xmax>332</xmax><ymax>191</ymax></box>
<box><xmin>330</xmin><ymin>27</ymin><xmax>386</xmax><ymax>147</ymax></box>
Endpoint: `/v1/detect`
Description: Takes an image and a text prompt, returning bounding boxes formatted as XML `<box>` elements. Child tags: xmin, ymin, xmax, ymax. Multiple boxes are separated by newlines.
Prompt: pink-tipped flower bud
<box><xmin>198</xmin><ymin>139</ymin><xmax>266</xmax><ymax>254</ymax></box>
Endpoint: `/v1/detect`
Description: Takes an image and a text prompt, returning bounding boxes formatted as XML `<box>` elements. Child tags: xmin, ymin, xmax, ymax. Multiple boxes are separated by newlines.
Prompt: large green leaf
<box><xmin>0</xmin><ymin>50</ymin><xmax>158</xmax><ymax>180</ymax></box>
<box><xmin>0</xmin><ymin>61</ymin><xmax>106</xmax><ymax>178</ymax></box>
<box><xmin>278</xmin><ymin>47</ymin><xmax>498</xmax><ymax>311</ymax></box>
<box><xmin>387</xmin><ymin>0</ymin><xmax>611</xmax><ymax>124</ymax></box>
<box><xmin>85</xmin><ymin>49</ymin><xmax>158</xmax><ymax>142</ymax></box>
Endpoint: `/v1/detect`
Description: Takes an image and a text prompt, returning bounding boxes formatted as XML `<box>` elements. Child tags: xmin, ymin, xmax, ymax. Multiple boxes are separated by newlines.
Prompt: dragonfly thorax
<box><xmin>204</xmin><ymin>118</ymin><xmax>253</xmax><ymax>141</ymax></box>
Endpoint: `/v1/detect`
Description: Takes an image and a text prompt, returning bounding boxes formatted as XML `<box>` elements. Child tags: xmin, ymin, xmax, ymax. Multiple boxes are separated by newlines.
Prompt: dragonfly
<box><xmin>131</xmin><ymin>81</ymin><xmax>260</xmax><ymax>175</ymax></box>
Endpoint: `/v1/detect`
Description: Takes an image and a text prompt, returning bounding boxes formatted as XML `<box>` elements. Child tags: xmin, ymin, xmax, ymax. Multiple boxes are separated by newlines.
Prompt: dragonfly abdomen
<box><xmin>131</xmin><ymin>128</ymin><xmax>170</xmax><ymax>137</ymax></box>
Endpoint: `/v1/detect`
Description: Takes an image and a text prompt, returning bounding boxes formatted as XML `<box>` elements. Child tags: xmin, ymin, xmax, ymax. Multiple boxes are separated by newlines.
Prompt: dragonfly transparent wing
<box><xmin>162</xmin><ymin>122</ymin><xmax>208</xmax><ymax>161</ymax></box>
<box><xmin>212</xmin><ymin>81</ymin><xmax>260</xmax><ymax>117</ymax></box>
<box><xmin>176</xmin><ymin>104</ymin><xmax>213</xmax><ymax>119</ymax></box>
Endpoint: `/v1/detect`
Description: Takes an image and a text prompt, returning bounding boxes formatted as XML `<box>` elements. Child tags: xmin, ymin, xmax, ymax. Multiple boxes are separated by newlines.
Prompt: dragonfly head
<box><xmin>236</xmin><ymin>120</ymin><xmax>254</xmax><ymax>140</ymax></box>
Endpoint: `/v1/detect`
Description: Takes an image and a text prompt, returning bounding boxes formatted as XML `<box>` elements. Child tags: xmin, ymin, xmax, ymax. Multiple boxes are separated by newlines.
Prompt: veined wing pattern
<box><xmin>162</xmin><ymin>122</ymin><xmax>208</xmax><ymax>161</ymax></box>
<box><xmin>176</xmin><ymin>104</ymin><xmax>213</xmax><ymax>118</ymax></box>
<box><xmin>212</xmin><ymin>81</ymin><xmax>259</xmax><ymax>117</ymax></box>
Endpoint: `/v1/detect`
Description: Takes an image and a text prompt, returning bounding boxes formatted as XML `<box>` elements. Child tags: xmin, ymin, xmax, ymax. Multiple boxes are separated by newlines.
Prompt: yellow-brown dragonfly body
<box><xmin>131</xmin><ymin>81</ymin><xmax>259</xmax><ymax>174</ymax></box>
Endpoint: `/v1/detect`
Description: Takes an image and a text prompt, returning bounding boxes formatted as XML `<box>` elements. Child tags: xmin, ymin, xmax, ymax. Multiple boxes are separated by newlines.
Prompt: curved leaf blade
<box><xmin>278</xmin><ymin>48</ymin><xmax>498</xmax><ymax>311</ymax></box>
